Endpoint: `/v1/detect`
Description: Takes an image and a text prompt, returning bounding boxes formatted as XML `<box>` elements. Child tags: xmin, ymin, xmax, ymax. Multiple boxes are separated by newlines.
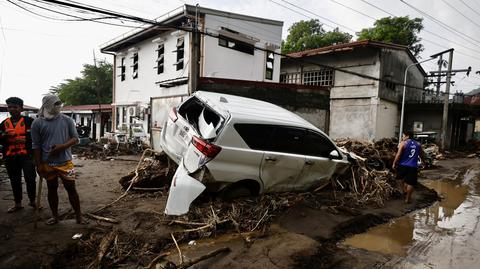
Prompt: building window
<box><xmin>303</xmin><ymin>69</ymin><xmax>334</xmax><ymax>86</ymax></box>
<box><xmin>265</xmin><ymin>51</ymin><xmax>274</xmax><ymax>80</ymax></box>
<box><xmin>119</xmin><ymin>57</ymin><xmax>126</xmax><ymax>81</ymax></box>
<box><xmin>174</xmin><ymin>37</ymin><xmax>184</xmax><ymax>71</ymax></box>
<box><xmin>132</xmin><ymin>53</ymin><xmax>138</xmax><ymax>79</ymax></box>
<box><xmin>280</xmin><ymin>72</ymin><xmax>302</xmax><ymax>84</ymax></box>
<box><xmin>218</xmin><ymin>35</ymin><xmax>254</xmax><ymax>55</ymax></box>
<box><xmin>156</xmin><ymin>44</ymin><xmax>164</xmax><ymax>74</ymax></box>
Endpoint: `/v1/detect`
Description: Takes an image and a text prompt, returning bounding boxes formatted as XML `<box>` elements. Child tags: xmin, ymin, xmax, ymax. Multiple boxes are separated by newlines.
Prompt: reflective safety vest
<box><xmin>4</xmin><ymin>117</ymin><xmax>28</xmax><ymax>156</ymax></box>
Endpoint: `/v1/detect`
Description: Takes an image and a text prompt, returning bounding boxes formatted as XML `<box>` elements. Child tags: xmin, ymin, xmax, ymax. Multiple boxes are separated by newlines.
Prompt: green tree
<box><xmin>357</xmin><ymin>16</ymin><xmax>424</xmax><ymax>57</ymax></box>
<box><xmin>281</xmin><ymin>19</ymin><xmax>352</xmax><ymax>53</ymax></box>
<box><xmin>49</xmin><ymin>60</ymin><xmax>112</xmax><ymax>105</ymax></box>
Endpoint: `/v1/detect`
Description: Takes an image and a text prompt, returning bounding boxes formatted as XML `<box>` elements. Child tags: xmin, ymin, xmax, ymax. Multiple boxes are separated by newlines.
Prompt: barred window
<box><xmin>280</xmin><ymin>72</ymin><xmax>302</xmax><ymax>84</ymax></box>
<box><xmin>303</xmin><ymin>69</ymin><xmax>334</xmax><ymax>86</ymax></box>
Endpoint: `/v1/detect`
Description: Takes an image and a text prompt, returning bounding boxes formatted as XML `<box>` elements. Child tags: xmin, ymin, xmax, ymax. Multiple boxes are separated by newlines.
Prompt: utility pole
<box><xmin>440</xmin><ymin>50</ymin><xmax>454</xmax><ymax>151</ymax></box>
<box><xmin>435</xmin><ymin>54</ymin><xmax>442</xmax><ymax>96</ymax></box>
<box><xmin>188</xmin><ymin>4</ymin><xmax>200</xmax><ymax>95</ymax></box>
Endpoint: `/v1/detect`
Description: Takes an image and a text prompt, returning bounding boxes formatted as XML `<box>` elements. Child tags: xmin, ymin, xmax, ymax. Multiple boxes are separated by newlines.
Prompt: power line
<box><xmin>35</xmin><ymin>0</ymin><xmax>471</xmax><ymax>96</ymax></box>
<box><xmin>400</xmin><ymin>0</ymin><xmax>480</xmax><ymax>47</ymax></box>
<box><xmin>269</xmin><ymin>0</ymin><xmax>337</xmax><ymax>30</ymax></box>
<box><xmin>458</xmin><ymin>0</ymin><xmax>480</xmax><ymax>18</ymax></box>
<box><xmin>329</xmin><ymin>0</ymin><xmax>376</xmax><ymax>20</ymax></box>
<box><xmin>359</xmin><ymin>0</ymin><xmax>480</xmax><ymax>58</ymax></box>
<box><xmin>439</xmin><ymin>0</ymin><xmax>480</xmax><ymax>29</ymax></box>
<box><xmin>9</xmin><ymin>0</ymin><xmax>142</xmax><ymax>28</ymax></box>
<box><xmin>277</xmin><ymin>0</ymin><xmax>358</xmax><ymax>32</ymax></box>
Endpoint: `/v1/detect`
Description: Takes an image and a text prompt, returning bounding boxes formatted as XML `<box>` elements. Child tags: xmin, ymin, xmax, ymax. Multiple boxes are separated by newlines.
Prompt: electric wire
<box><xmin>277</xmin><ymin>0</ymin><xmax>357</xmax><ymax>32</ymax></box>
<box><xmin>458</xmin><ymin>0</ymin><xmax>480</xmax><ymax>18</ymax></box>
<box><xmin>21</xmin><ymin>0</ymin><xmax>476</xmax><ymax>96</ymax></box>
<box><xmin>439</xmin><ymin>0</ymin><xmax>480</xmax><ymax>29</ymax></box>
<box><xmin>400</xmin><ymin>0</ymin><xmax>480</xmax><ymax>46</ymax></box>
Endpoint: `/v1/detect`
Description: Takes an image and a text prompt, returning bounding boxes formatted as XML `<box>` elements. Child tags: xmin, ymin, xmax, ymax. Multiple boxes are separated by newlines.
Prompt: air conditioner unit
<box><xmin>128</xmin><ymin>106</ymin><xmax>139</xmax><ymax>117</ymax></box>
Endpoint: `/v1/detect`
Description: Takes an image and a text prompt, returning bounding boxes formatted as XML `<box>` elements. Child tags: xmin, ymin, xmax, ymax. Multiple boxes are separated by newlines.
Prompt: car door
<box><xmin>296</xmin><ymin>130</ymin><xmax>343</xmax><ymax>190</ymax></box>
<box><xmin>260</xmin><ymin>126</ymin><xmax>306</xmax><ymax>192</ymax></box>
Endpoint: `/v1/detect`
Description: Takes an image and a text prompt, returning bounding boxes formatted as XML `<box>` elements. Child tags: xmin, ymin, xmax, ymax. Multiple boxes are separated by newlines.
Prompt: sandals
<box><xmin>7</xmin><ymin>206</ymin><xmax>24</xmax><ymax>213</ymax></box>
<box><xmin>45</xmin><ymin>218</ymin><xmax>59</xmax><ymax>225</ymax></box>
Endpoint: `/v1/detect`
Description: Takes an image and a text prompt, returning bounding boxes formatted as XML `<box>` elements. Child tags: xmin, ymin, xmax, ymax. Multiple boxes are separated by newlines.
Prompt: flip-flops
<box><xmin>7</xmin><ymin>206</ymin><xmax>24</xmax><ymax>213</ymax></box>
<box><xmin>45</xmin><ymin>218</ymin><xmax>59</xmax><ymax>225</ymax></box>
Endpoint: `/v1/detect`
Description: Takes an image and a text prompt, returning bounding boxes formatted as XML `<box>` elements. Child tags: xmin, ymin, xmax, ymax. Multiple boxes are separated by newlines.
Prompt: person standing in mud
<box><xmin>0</xmin><ymin>97</ymin><xmax>37</xmax><ymax>213</ymax></box>
<box><xmin>393</xmin><ymin>130</ymin><xmax>422</xmax><ymax>203</ymax></box>
<box><xmin>31</xmin><ymin>94</ymin><xmax>84</xmax><ymax>225</ymax></box>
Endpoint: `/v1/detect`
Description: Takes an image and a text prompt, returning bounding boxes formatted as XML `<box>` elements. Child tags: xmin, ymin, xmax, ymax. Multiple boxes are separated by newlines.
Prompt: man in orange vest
<box><xmin>0</xmin><ymin>97</ymin><xmax>36</xmax><ymax>213</ymax></box>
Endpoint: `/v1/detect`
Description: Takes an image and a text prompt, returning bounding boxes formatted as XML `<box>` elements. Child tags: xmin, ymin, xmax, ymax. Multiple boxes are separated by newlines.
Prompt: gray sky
<box><xmin>1</xmin><ymin>0</ymin><xmax>479</xmax><ymax>107</ymax></box>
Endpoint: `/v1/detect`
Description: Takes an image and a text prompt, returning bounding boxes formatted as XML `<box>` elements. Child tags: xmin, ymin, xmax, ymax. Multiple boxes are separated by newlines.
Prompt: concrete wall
<box><xmin>202</xmin><ymin>14</ymin><xmax>282</xmax><ymax>82</ymax></box>
<box><xmin>329</xmin><ymin>98</ymin><xmax>376</xmax><ymax>140</ymax></box>
<box><xmin>379</xmin><ymin>49</ymin><xmax>424</xmax><ymax>103</ymax></box>
<box><xmin>291</xmin><ymin>107</ymin><xmax>328</xmax><ymax>132</ymax></box>
<box><xmin>375</xmin><ymin>98</ymin><xmax>398</xmax><ymax>139</ymax></box>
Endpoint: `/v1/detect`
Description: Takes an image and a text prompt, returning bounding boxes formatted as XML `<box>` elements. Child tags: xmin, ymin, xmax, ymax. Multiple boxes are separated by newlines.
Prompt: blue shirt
<box><xmin>399</xmin><ymin>139</ymin><xmax>421</xmax><ymax>168</ymax></box>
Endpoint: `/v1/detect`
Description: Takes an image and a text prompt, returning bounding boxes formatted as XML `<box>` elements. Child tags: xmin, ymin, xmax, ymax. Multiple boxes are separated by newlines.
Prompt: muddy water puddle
<box><xmin>342</xmin><ymin>167</ymin><xmax>480</xmax><ymax>268</ymax></box>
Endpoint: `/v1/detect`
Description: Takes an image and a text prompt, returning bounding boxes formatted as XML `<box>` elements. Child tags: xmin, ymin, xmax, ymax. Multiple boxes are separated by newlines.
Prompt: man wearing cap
<box><xmin>31</xmin><ymin>94</ymin><xmax>83</xmax><ymax>225</ymax></box>
<box><xmin>0</xmin><ymin>97</ymin><xmax>37</xmax><ymax>213</ymax></box>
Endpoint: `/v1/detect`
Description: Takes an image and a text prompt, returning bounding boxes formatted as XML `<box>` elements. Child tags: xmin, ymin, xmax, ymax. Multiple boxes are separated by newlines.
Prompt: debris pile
<box><xmin>72</xmin><ymin>143</ymin><xmax>106</xmax><ymax>159</ymax></box>
<box><xmin>72</xmin><ymin>141</ymin><xmax>144</xmax><ymax>160</ymax></box>
<box><xmin>119</xmin><ymin>151</ymin><xmax>177</xmax><ymax>189</ymax></box>
<box><xmin>334</xmin><ymin>139</ymin><xmax>398</xmax><ymax>206</ymax></box>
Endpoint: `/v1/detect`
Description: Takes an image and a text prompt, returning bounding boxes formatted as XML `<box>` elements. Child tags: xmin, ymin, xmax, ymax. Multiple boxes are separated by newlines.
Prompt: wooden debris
<box><xmin>171</xmin><ymin>233</ymin><xmax>184</xmax><ymax>265</ymax></box>
<box><xmin>88</xmin><ymin>230</ymin><xmax>117</xmax><ymax>269</ymax></box>
<box><xmin>86</xmin><ymin>213</ymin><xmax>120</xmax><ymax>224</ymax></box>
<box><xmin>177</xmin><ymin>247</ymin><xmax>230</xmax><ymax>269</ymax></box>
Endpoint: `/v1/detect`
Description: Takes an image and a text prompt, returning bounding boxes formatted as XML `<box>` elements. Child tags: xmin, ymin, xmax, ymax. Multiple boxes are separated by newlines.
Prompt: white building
<box><xmin>100</xmin><ymin>5</ymin><xmax>283</xmax><ymax>141</ymax></box>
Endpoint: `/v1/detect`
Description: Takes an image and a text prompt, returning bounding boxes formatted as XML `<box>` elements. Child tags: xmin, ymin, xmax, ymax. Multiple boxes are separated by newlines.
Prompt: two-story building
<box><xmin>281</xmin><ymin>40</ymin><xmax>426</xmax><ymax>141</ymax></box>
<box><xmin>100</xmin><ymin>5</ymin><xmax>283</xmax><ymax>141</ymax></box>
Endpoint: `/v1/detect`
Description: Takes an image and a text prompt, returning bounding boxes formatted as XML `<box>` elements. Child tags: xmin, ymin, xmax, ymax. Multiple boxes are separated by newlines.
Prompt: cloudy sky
<box><xmin>1</xmin><ymin>0</ymin><xmax>479</xmax><ymax>107</ymax></box>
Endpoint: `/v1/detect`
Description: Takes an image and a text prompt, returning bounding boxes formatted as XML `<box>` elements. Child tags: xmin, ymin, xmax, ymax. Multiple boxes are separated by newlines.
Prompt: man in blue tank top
<box><xmin>393</xmin><ymin>130</ymin><xmax>423</xmax><ymax>203</ymax></box>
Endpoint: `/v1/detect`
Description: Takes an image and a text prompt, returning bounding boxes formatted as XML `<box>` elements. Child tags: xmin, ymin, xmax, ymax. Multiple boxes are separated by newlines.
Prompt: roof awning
<box><xmin>156</xmin><ymin>76</ymin><xmax>188</xmax><ymax>88</ymax></box>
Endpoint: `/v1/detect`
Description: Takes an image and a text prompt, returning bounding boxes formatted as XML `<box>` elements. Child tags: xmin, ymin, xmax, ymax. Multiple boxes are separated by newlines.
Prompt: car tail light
<box><xmin>192</xmin><ymin>136</ymin><xmax>222</xmax><ymax>158</ymax></box>
<box><xmin>169</xmin><ymin>107</ymin><xmax>178</xmax><ymax>122</ymax></box>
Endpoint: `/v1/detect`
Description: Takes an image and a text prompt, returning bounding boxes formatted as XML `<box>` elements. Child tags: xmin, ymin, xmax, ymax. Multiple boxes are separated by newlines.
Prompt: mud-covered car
<box><xmin>161</xmin><ymin>91</ymin><xmax>349</xmax><ymax>215</ymax></box>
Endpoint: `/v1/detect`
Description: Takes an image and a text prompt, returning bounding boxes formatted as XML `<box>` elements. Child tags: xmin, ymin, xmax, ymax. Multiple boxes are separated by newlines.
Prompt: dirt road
<box><xmin>1</xmin><ymin>156</ymin><xmax>474</xmax><ymax>268</ymax></box>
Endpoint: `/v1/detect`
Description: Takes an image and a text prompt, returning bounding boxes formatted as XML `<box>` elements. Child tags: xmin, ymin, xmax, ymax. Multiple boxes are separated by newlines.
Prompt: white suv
<box><xmin>161</xmin><ymin>91</ymin><xmax>348</xmax><ymax>202</ymax></box>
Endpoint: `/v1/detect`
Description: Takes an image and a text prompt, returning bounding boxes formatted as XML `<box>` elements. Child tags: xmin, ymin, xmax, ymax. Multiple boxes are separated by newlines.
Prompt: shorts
<box><xmin>39</xmin><ymin>160</ymin><xmax>76</xmax><ymax>181</ymax></box>
<box><xmin>396</xmin><ymin>165</ymin><xmax>418</xmax><ymax>186</ymax></box>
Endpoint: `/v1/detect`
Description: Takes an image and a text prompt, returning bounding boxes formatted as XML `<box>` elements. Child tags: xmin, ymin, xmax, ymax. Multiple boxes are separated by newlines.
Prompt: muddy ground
<box><xmin>1</xmin><ymin>156</ymin><xmax>474</xmax><ymax>268</ymax></box>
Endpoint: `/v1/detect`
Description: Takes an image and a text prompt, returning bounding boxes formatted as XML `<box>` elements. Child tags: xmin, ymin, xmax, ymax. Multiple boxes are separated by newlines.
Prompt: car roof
<box><xmin>194</xmin><ymin>91</ymin><xmax>320</xmax><ymax>131</ymax></box>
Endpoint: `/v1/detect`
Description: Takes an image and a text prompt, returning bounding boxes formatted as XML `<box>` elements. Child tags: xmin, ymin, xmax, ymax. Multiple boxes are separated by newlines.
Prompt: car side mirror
<box><xmin>329</xmin><ymin>150</ymin><xmax>340</xmax><ymax>159</ymax></box>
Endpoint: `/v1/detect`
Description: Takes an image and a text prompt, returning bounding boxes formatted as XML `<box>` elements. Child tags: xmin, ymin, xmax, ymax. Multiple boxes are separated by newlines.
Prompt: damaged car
<box><xmin>161</xmin><ymin>91</ymin><xmax>349</xmax><ymax>215</ymax></box>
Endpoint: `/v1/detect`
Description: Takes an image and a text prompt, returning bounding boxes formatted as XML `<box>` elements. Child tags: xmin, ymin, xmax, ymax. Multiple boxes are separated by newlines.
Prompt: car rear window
<box><xmin>178</xmin><ymin>97</ymin><xmax>222</xmax><ymax>135</ymax></box>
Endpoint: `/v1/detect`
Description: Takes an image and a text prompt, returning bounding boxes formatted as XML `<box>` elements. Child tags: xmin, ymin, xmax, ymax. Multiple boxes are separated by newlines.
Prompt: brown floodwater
<box><xmin>342</xmin><ymin>166</ymin><xmax>480</xmax><ymax>268</ymax></box>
